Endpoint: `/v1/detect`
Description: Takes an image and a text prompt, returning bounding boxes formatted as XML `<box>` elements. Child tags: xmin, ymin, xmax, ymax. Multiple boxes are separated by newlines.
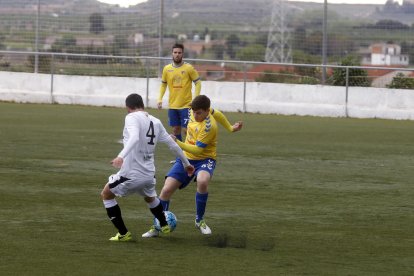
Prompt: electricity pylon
<box><xmin>265</xmin><ymin>0</ymin><xmax>292</xmax><ymax>63</ymax></box>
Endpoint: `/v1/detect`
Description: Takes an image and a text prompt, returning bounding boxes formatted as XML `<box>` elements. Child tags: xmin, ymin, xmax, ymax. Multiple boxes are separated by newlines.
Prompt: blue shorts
<box><xmin>168</xmin><ymin>108</ymin><xmax>190</xmax><ymax>128</ymax></box>
<box><xmin>166</xmin><ymin>158</ymin><xmax>216</xmax><ymax>189</ymax></box>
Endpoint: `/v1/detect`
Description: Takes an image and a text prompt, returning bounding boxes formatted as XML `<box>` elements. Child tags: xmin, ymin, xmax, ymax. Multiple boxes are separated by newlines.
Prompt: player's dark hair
<box><xmin>191</xmin><ymin>95</ymin><xmax>210</xmax><ymax>111</ymax></box>
<box><xmin>172</xmin><ymin>43</ymin><xmax>184</xmax><ymax>52</ymax></box>
<box><xmin>125</xmin><ymin>93</ymin><xmax>144</xmax><ymax>109</ymax></box>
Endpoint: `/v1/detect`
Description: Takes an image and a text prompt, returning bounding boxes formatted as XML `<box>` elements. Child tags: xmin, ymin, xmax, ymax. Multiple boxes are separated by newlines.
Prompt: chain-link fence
<box><xmin>0</xmin><ymin>0</ymin><xmax>413</xmax><ymax>88</ymax></box>
<box><xmin>1</xmin><ymin>50</ymin><xmax>413</xmax><ymax>90</ymax></box>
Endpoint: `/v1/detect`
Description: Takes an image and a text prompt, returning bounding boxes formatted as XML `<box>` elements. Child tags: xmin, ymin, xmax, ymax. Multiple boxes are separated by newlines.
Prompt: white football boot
<box><xmin>195</xmin><ymin>219</ymin><xmax>212</xmax><ymax>235</ymax></box>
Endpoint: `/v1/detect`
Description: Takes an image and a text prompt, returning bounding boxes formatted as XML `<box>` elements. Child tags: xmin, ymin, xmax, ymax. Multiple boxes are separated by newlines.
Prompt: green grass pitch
<box><xmin>0</xmin><ymin>102</ymin><xmax>413</xmax><ymax>275</ymax></box>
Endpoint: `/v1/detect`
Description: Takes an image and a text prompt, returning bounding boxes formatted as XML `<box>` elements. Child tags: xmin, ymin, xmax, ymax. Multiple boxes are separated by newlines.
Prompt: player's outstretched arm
<box><xmin>211</xmin><ymin>108</ymin><xmax>242</xmax><ymax>133</ymax></box>
<box><xmin>175</xmin><ymin>140</ymin><xmax>204</xmax><ymax>155</ymax></box>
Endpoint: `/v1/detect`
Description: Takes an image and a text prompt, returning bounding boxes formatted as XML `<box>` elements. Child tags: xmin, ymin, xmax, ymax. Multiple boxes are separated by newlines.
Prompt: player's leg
<box><xmin>194</xmin><ymin>159</ymin><xmax>216</xmax><ymax>235</ymax></box>
<box><xmin>168</xmin><ymin>109</ymin><xmax>182</xmax><ymax>164</ymax></box>
<box><xmin>179</xmin><ymin>108</ymin><xmax>190</xmax><ymax>141</ymax></box>
<box><xmin>168</xmin><ymin>109</ymin><xmax>182</xmax><ymax>141</ymax></box>
<box><xmin>100</xmin><ymin>176</ymin><xmax>132</xmax><ymax>241</ymax></box>
<box><xmin>142</xmin><ymin>182</ymin><xmax>181</xmax><ymax>238</ymax></box>
<box><xmin>159</xmin><ymin>176</ymin><xmax>182</xmax><ymax>210</ymax></box>
<box><xmin>160</xmin><ymin>158</ymin><xmax>194</xmax><ymax>210</ymax></box>
<box><xmin>142</xmin><ymin>167</ymin><xmax>189</xmax><ymax>238</ymax></box>
<box><xmin>194</xmin><ymin>170</ymin><xmax>212</xmax><ymax>234</ymax></box>
<box><xmin>142</xmin><ymin>160</ymin><xmax>193</xmax><ymax>237</ymax></box>
<box><xmin>145</xmin><ymin>197</ymin><xmax>168</xmax><ymax>227</ymax></box>
<box><xmin>142</xmin><ymin>196</ymin><xmax>171</xmax><ymax>237</ymax></box>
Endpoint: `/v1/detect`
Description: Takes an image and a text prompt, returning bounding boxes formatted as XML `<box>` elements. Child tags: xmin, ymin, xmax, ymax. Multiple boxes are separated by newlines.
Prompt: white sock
<box><xmin>147</xmin><ymin>197</ymin><xmax>160</xmax><ymax>209</ymax></box>
<box><xmin>103</xmin><ymin>199</ymin><xmax>117</xmax><ymax>208</ymax></box>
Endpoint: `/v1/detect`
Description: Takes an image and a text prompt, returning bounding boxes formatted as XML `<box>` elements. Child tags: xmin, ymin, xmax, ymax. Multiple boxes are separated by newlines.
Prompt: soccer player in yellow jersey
<box><xmin>157</xmin><ymin>43</ymin><xmax>201</xmax><ymax>142</ymax></box>
<box><xmin>142</xmin><ymin>95</ymin><xmax>243</xmax><ymax>237</ymax></box>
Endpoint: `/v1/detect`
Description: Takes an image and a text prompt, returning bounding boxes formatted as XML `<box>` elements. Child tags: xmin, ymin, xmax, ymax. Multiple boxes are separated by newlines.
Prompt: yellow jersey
<box><xmin>158</xmin><ymin>62</ymin><xmax>201</xmax><ymax>109</ymax></box>
<box><xmin>184</xmin><ymin>109</ymin><xmax>218</xmax><ymax>160</ymax></box>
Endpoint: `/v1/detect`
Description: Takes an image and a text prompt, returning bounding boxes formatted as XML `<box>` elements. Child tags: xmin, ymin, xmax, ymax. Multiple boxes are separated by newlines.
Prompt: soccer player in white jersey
<box><xmin>100</xmin><ymin>93</ymin><xmax>194</xmax><ymax>242</ymax></box>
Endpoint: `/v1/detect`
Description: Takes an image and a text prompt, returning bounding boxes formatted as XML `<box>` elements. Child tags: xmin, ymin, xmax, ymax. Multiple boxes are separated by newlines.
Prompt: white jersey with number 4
<box><xmin>117</xmin><ymin>111</ymin><xmax>189</xmax><ymax>179</ymax></box>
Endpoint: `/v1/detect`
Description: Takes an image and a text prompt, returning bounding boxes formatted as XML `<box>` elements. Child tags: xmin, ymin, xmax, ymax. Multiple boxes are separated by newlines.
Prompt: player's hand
<box><xmin>232</xmin><ymin>121</ymin><xmax>243</xmax><ymax>132</ymax></box>
<box><xmin>157</xmin><ymin>102</ymin><xmax>162</xmax><ymax>109</ymax></box>
<box><xmin>111</xmin><ymin>157</ymin><xmax>123</xmax><ymax>168</ymax></box>
<box><xmin>184</xmin><ymin>164</ymin><xmax>195</xmax><ymax>176</ymax></box>
<box><xmin>170</xmin><ymin>134</ymin><xmax>177</xmax><ymax>141</ymax></box>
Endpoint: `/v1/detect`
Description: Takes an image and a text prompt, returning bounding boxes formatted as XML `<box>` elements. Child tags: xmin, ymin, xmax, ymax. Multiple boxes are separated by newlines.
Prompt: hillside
<box><xmin>1</xmin><ymin>0</ymin><xmax>412</xmax><ymax>26</ymax></box>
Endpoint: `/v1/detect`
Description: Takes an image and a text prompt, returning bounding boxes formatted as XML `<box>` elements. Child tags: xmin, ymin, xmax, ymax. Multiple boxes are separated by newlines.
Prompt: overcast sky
<box><xmin>97</xmin><ymin>0</ymin><xmax>401</xmax><ymax>8</ymax></box>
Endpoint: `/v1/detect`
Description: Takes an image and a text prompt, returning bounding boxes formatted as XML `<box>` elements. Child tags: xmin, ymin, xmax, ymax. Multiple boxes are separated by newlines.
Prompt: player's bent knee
<box><xmin>196</xmin><ymin>181</ymin><xmax>209</xmax><ymax>193</ymax></box>
<box><xmin>100</xmin><ymin>184</ymin><xmax>114</xmax><ymax>200</ymax></box>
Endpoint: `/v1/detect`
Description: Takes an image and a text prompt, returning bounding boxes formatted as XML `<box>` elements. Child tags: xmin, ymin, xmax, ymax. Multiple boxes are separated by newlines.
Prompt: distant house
<box><xmin>132</xmin><ymin>33</ymin><xmax>144</xmax><ymax>45</ymax></box>
<box><xmin>184</xmin><ymin>41</ymin><xmax>205</xmax><ymax>56</ymax></box>
<box><xmin>362</xmin><ymin>43</ymin><xmax>409</xmax><ymax>66</ymax></box>
<box><xmin>183</xmin><ymin>39</ymin><xmax>225</xmax><ymax>58</ymax></box>
<box><xmin>177</xmin><ymin>34</ymin><xmax>187</xmax><ymax>41</ymax></box>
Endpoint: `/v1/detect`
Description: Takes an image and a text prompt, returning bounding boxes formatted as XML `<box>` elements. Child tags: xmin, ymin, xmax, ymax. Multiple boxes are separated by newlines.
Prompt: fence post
<box><xmin>345</xmin><ymin>67</ymin><xmax>349</xmax><ymax>118</ymax></box>
<box><xmin>34</xmin><ymin>0</ymin><xmax>40</xmax><ymax>73</ymax></box>
<box><xmin>158</xmin><ymin>0</ymin><xmax>164</xmax><ymax>77</ymax></box>
<box><xmin>50</xmin><ymin>54</ymin><xmax>54</xmax><ymax>104</ymax></box>
<box><xmin>243</xmin><ymin>62</ymin><xmax>247</xmax><ymax>113</ymax></box>
<box><xmin>322</xmin><ymin>0</ymin><xmax>327</xmax><ymax>84</ymax></box>
<box><xmin>145</xmin><ymin>58</ymin><xmax>150</xmax><ymax>108</ymax></box>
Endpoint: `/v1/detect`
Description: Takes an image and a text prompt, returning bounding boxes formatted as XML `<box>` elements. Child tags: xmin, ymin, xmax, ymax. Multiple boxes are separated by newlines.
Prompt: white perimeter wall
<box><xmin>1</xmin><ymin>71</ymin><xmax>414</xmax><ymax>120</ymax></box>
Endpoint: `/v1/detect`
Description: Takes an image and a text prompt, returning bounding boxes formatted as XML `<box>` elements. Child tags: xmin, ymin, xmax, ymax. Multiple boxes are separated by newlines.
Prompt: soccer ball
<box><xmin>154</xmin><ymin>211</ymin><xmax>177</xmax><ymax>232</ymax></box>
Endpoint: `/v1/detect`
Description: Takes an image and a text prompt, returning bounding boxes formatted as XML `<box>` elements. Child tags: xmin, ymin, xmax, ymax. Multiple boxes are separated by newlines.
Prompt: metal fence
<box><xmin>1</xmin><ymin>0</ymin><xmax>414</xmax><ymax>67</ymax></box>
<box><xmin>1</xmin><ymin>50</ymin><xmax>413</xmax><ymax>90</ymax></box>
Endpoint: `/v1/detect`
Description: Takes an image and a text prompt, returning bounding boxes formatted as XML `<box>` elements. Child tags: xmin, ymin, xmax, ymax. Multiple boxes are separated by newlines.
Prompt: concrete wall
<box><xmin>1</xmin><ymin>71</ymin><xmax>414</xmax><ymax>120</ymax></box>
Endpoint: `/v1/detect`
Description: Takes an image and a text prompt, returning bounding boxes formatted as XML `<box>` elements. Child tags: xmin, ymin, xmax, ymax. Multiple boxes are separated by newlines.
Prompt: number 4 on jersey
<box><xmin>146</xmin><ymin>121</ymin><xmax>155</xmax><ymax>145</ymax></box>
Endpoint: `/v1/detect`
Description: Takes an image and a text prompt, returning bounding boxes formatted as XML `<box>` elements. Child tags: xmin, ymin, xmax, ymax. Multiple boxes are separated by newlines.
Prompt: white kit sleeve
<box><xmin>118</xmin><ymin>116</ymin><xmax>140</xmax><ymax>159</ymax></box>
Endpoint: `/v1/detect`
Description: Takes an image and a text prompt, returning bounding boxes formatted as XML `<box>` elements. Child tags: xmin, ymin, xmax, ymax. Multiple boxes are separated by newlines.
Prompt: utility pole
<box><xmin>265</xmin><ymin>0</ymin><xmax>292</xmax><ymax>63</ymax></box>
<box><xmin>322</xmin><ymin>0</ymin><xmax>328</xmax><ymax>83</ymax></box>
<box><xmin>158</xmin><ymin>0</ymin><xmax>164</xmax><ymax>77</ymax></box>
<box><xmin>35</xmin><ymin>0</ymin><xmax>40</xmax><ymax>73</ymax></box>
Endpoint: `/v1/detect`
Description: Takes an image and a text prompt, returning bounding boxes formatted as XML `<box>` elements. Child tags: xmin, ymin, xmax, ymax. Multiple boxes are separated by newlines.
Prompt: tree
<box><xmin>236</xmin><ymin>44</ymin><xmax>265</xmax><ymax>61</ymax></box>
<box><xmin>373</xmin><ymin>19</ymin><xmax>409</xmax><ymax>29</ymax></box>
<box><xmin>304</xmin><ymin>31</ymin><xmax>322</xmax><ymax>55</ymax></box>
<box><xmin>210</xmin><ymin>44</ymin><xmax>225</xmax><ymax>59</ymax></box>
<box><xmin>387</xmin><ymin>73</ymin><xmax>414</xmax><ymax>89</ymax></box>
<box><xmin>330</xmin><ymin>56</ymin><xmax>370</xmax><ymax>87</ymax></box>
<box><xmin>292</xmin><ymin>27</ymin><xmax>307</xmax><ymax>52</ymax></box>
<box><xmin>327</xmin><ymin>34</ymin><xmax>354</xmax><ymax>57</ymax></box>
<box><xmin>383</xmin><ymin>0</ymin><xmax>400</xmax><ymax>13</ymax></box>
<box><xmin>225</xmin><ymin>34</ymin><xmax>240</xmax><ymax>59</ymax></box>
<box><xmin>89</xmin><ymin>13</ymin><xmax>105</xmax><ymax>34</ymax></box>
